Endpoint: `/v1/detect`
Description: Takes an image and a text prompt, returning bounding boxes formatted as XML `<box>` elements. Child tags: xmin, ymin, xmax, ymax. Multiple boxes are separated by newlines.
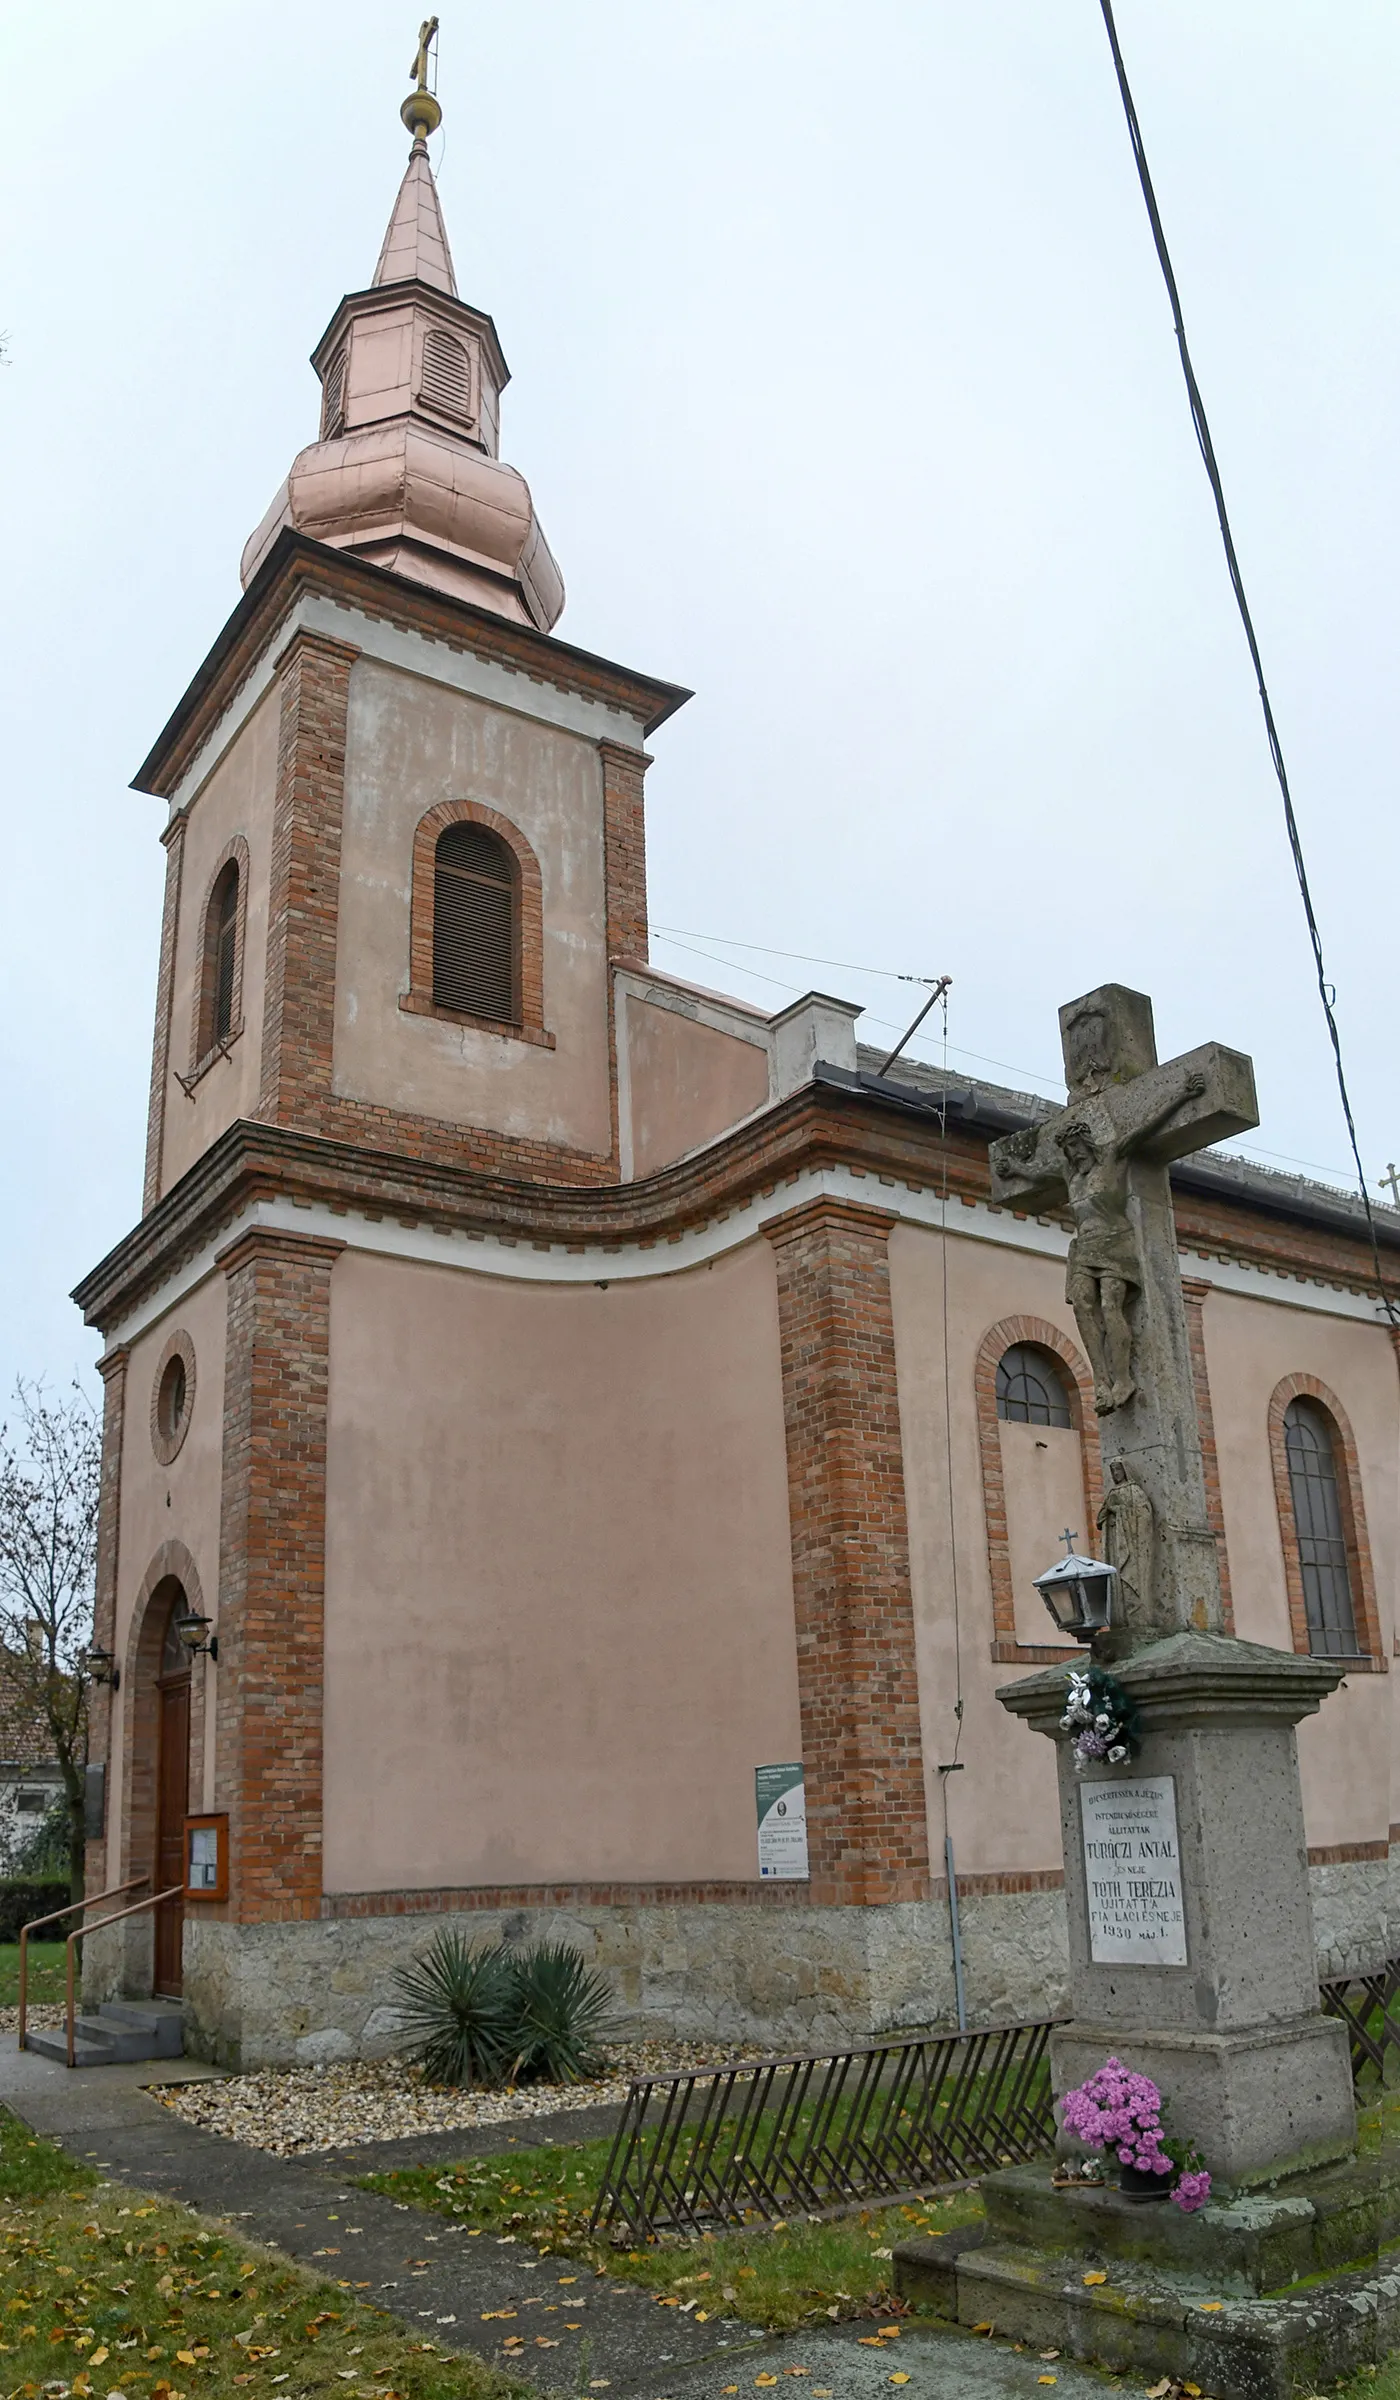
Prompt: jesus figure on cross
<box><xmin>1056</xmin><ymin>1071</ymin><xmax>1206</xmax><ymax>1413</ymax></box>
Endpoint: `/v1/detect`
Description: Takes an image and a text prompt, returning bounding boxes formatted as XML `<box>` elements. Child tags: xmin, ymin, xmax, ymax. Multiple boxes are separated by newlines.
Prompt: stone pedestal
<box><xmin>900</xmin><ymin>1629</ymin><xmax>1385</xmax><ymax>2396</ymax></box>
<box><xmin>1000</xmin><ymin>1628</ymin><xmax>1356</xmax><ymax>2188</ymax></box>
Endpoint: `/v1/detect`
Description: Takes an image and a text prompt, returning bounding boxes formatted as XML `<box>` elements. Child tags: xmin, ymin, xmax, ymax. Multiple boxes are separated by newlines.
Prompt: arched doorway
<box><xmin>153</xmin><ymin>1585</ymin><xmax>192</xmax><ymax>1995</ymax></box>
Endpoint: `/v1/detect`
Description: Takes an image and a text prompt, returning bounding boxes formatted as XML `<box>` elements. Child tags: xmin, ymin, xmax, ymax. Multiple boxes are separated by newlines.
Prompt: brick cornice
<box><xmin>134</xmin><ymin>532</ymin><xmax>691</xmax><ymax>805</ymax></box>
<box><xmin>73</xmin><ymin>1078</ymin><xmax>1400</xmax><ymax>1343</ymax></box>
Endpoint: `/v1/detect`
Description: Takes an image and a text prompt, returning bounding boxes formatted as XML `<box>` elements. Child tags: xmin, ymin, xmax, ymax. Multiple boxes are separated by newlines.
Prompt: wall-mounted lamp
<box><xmin>83</xmin><ymin>1644</ymin><xmax>120</xmax><ymax>1691</ymax></box>
<box><xmin>174</xmin><ymin>1610</ymin><xmax>219</xmax><ymax>1663</ymax></box>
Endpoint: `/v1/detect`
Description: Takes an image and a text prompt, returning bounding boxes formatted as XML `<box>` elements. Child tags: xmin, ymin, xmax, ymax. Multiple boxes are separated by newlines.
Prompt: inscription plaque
<box><xmin>1080</xmin><ymin>1775</ymin><xmax>1187</xmax><ymax>1966</ymax></box>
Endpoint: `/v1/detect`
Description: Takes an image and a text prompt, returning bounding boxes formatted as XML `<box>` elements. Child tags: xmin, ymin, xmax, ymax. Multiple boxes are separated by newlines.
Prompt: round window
<box><xmin>150</xmin><ymin>1331</ymin><xmax>196</xmax><ymax>1465</ymax></box>
<box><xmin>158</xmin><ymin>1355</ymin><xmax>186</xmax><ymax>1442</ymax></box>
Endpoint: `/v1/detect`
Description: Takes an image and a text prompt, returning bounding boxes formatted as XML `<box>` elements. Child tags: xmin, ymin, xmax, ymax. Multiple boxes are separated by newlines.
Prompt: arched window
<box><xmin>198</xmin><ymin>860</ymin><xmax>240</xmax><ymax>1058</ymax></box>
<box><xmin>432</xmin><ymin>821</ymin><xmax>518</xmax><ymax>1023</ymax></box>
<box><xmin>1283</xmin><ymin>1397</ymin><xmax>1360</xmax><ymax>1658</ymax></box>
<box><xmin>996</xmin><ymin>1343</ymin><xmax>1073</xmax><ymax>1429</ymax></box>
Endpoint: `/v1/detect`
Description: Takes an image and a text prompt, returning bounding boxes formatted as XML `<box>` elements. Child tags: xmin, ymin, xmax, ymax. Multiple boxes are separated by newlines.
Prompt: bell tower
<box><xmin>133</xmin><ymin>35</ymin><xmax>688</xmax><ymax>1215</ymax></box>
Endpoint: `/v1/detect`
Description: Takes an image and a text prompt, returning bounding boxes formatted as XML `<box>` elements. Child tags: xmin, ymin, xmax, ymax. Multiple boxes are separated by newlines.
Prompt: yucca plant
<box><xmin>390</xmin><ymin>1932</ymin><xmax>516</xmax><ymax>2088</ymax></box>
<box><xmin>505</xmin><ymin>1941</ymin><xmax>620</xmax><ymax>2084</ymax></box>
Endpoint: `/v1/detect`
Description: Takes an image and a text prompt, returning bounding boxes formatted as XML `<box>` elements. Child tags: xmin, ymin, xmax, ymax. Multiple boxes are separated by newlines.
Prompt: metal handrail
<box><xmin>63</xmin><ymin>1886</ymin><xmax>184</xmax><ymax>2069</ymax></box>
<box><xmin>18</xmin><ymin>1881</ymin><xmax>149</xmax><ymax>2052</ymax></box>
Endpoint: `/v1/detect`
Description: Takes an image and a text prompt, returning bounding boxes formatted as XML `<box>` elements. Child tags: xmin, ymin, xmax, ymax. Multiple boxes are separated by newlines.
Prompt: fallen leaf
<box><xmin>972</xmin><ymin>2321</ymin><xmax>993</xmax><ymax>2335</ymax></box>
<box><xmin>1183</xmin><ymin>2388</ymin><xmax>1202</xmax><ymax>2398</ymax></box>
<box><xmin>89</xmin><ymin>2354</ymin><xmax>108</xmax><ymax>2369</ymax></box>
<box><xmin>1083</xmin><ymin>2270</ymin><xmax>1108</xmax><ymax>2285</ymax></box>
<box><xmin>1198</xmin><ymin>2301</ymin><xmax>1224</xmax><ymax>2314</ymax></box>
<box><xmin>1145</xmin><ymin>2383</ymin><xmax>1173</xmax><ymax>2399</ymax></box>
<box><xmin>1039</xmin><ymin>2351</ymin><xmax>1060</xmax><ymax>2361</ymax></box>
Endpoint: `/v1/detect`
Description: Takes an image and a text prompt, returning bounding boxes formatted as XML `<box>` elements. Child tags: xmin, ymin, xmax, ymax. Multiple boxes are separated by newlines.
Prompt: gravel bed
<box><xmin>151</xmin><ymin>2041</ymin><xmax>733</xmax><ymax>2156</ymax></box>
<box><xmin>0</xmin><ymin>2002</ymin><xmax>64</xmax><ymax>2033</ymax></box>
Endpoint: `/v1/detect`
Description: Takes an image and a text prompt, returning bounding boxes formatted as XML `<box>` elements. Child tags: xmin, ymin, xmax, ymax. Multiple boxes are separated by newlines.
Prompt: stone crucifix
<box><xmin>988</xmin><ymin>983</ymin><xmax>1257</xmax><ymax>1654</ymax></box>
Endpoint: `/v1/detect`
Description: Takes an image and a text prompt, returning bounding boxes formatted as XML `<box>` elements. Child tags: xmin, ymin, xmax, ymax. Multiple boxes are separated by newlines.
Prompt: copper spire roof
<box><xmin>240</xmin><ymin>41</ymin><xmax>563</xmax><ymax>632</ymax></box>
<box><xmin>373</xmin><ymin>138</ymin><xmax>457</xmax><ymax>296</ymax></box>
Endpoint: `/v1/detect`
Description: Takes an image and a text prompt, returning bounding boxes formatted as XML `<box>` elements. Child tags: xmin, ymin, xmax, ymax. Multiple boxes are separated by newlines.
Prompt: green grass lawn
<box><xmin>0</xmin><ymin>2108</ymin><xmax>524</xmax><ymax>2400</ymax></box>
<box><xmin>359</xmin><ymin>2136</ymin><xmax>982</xmax><ymax>2333</ymax></box>
<box><xmin>360</xmin><ymin>2094</ymin><xmax>1400</xmax><ymax>2392</ymax></box>
<box><xmin>0</xmin><ymin>1936</ymin><xmax>66</xmax><ymax>2007</ymax></box>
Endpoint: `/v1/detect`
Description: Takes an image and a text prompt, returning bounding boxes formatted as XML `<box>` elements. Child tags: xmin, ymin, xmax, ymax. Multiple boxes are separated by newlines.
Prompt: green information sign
<box><xmin>755</xmin><ymin>1762</ymin><xmax>808</xmax><ymax>1880</ymax></box>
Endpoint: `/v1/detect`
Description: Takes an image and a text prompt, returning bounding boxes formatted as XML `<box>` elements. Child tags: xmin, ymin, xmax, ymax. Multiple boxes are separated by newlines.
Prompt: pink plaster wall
<box><xmin>890</xmin><ymin>1223</ymin><xmax>1084</xmax><ymax>1881</ymax></box>
<box><xmin>109</xmin><ymin>1273</ymin><xmax>228</xmax><ymax>1870</ymax></box>
<box><xmin>624</xmin><ymin>995</ymin><xmax>770</xmax><ymax>1178</ymax></box>
<box><xmin>321</xmin><ymin>1240</ymin><xmax>801</xmax><ymax>1891</ymax></box>
<box><xmin>332</xmin><ymin>656</ymin><xmax>613</xmax><ymax>1157</ymax></box>
<box><xmin>159</xmin><ymin>694</ymin><xmax>279</xmax><ymax>1195</ymax></box>
<box><xmin>1199</xmin><ymin>1283</ymin><xmax>1399</xmax><ymax>1847</ymax></box>
<box><xmin>1000</xmin><ymin>1420</ymin><xmax>1088</xmax><ymax>1652</ymax></box>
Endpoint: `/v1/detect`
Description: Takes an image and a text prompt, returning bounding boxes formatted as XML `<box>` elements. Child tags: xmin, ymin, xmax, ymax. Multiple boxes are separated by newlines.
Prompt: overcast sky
<box><xmin>2</xmin><ymin>1</ymin><xmax>1398</xmax><ymax>1400</ymax></box>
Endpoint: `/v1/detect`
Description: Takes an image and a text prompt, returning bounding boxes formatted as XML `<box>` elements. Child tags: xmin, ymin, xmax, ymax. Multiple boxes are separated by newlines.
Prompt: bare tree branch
<box><xmin>0</xmin><ymin>1380</ymin><xmax>99</xmax><ymax>1896</ymax></box>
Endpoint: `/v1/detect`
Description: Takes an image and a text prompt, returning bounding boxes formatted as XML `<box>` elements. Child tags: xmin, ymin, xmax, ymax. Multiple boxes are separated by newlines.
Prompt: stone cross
<box><xmin>988</xmin><ymin>984</ymin><xmax>1257</xmax><ymax>1652</ymax></box>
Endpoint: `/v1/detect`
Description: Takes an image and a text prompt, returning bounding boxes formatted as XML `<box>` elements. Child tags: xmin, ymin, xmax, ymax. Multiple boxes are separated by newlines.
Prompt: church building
<box><xmin>76</xmin><ymin>66</ymin><xmax>1400</xmax><ymax>2068</ymax></box>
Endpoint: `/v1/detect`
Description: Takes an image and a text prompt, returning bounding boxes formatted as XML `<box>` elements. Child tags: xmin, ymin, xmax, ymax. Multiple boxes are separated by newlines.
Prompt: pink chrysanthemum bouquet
<box><xmin>1059</xmin><ymin>2055</ymin><xmax>1211</xmax><ymax>2212</ymax></box>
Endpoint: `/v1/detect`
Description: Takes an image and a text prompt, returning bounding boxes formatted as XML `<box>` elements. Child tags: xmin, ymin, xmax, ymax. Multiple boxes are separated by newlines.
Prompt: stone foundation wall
<box><xmin>93</xmin><ymin>1853</ymin><xmax>1394</xmax><ymax>2068</ymax></box>
<box><xmin>1310</xmin><ymin>1853</ymin><xmax>1392</xmax><ymax>1982</ymax></box>
<box><xmin>177</xmin><ymin>1889</ymin><xmax>1072</xmax><ymax>2069</ymax></box>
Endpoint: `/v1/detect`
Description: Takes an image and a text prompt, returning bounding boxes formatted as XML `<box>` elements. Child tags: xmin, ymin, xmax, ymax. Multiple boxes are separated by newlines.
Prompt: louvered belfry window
<box><xmin>322</xmin><ymin>345</ymin><xmax>347</xmax><ymax>439</ymax></box>
<box><xmin>199</xmin><ymin>861</ymin><xmax>239</xmax><ymax>1057</ymax></box>
<box><xmin>1283</xmin><ymin>1397</ymin><xmax>1361</xmax><ymax>1658</ymax></box>
<box><xmin>420</xmin><ymin>328</ymin><xmax>471</xmax><ymax>420</ymax></box>
<box><xmin>433</xmin><ymin>822</ymin><xmax>517</xmax><ymax>1023</ymax></box>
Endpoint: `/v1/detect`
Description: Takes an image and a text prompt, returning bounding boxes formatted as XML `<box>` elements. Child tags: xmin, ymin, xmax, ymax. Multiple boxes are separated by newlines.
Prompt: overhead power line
<box><xmin>1096</xmin><ymin>0</ymin><xmax>1397</xmax><ymax>1328</ymax></box>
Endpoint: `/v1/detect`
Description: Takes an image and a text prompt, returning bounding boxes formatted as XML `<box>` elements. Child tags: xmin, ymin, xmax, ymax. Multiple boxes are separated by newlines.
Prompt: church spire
<box><xmin>239</xmin><ymin>14</ymin><xmax>564</xmax><ymax>631</ymax></box>
<box><xmin>374</xmin><ymin>21</ymin><xmax>456</xmax><ymax>297</ymax></box>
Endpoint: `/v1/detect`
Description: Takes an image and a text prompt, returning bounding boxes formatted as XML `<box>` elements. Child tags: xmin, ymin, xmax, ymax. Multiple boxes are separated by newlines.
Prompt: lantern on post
<box><xmin>83</xmin><ymin>1644</ymin><xmax>120</xmax><ymax>1691</ymax></box>
<box><xmin>1033</xmin><ymin>1530</ymin><xmax>1116</xmax><ymax>1642</ymax></box>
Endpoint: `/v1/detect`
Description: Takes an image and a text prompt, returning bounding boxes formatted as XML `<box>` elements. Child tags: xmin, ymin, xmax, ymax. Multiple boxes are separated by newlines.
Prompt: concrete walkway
<box><xmin>0</xmin><ymin>2044</ymin><xmax>1133</xmax><ymax>2399</ymax></box>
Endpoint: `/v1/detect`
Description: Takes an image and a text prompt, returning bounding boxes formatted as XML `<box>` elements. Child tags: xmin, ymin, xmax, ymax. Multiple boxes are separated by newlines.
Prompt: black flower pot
<box><xmin>1118</xmin><ymin>2162</ymin><xmax>1175</xmax><ymax>2202</ymax></box>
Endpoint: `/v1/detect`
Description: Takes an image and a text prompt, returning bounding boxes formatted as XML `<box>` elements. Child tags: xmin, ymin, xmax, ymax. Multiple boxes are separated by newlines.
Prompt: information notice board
<box><xmin>756</xmin><ymin>1763</ymin><xmax>809</xmax><ymax>1880</ymax></box>
<box><xmin>1079</xmin><ymin>1775</ymin><xmax>1187</xmax><ymax>1966</ymax></box>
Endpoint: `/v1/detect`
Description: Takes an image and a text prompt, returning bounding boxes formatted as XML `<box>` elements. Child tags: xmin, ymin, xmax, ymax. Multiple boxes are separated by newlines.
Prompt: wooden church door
<box><xmin>154</xmin><ymin>1599</ymin><xmax>191</xmax><ymax>1997</ymax></box>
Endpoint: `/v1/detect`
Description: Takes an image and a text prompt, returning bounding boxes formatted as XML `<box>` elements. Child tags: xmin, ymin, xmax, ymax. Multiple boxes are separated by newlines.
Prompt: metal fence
<box><xmin>589</xmin><ymin>2018</ymin><xmax>1058</xmax><ymax>2242</ymax></box>
<box><xmin>1321</xmin><ymin>1960</ymin><xmax>1400</xmax><ymax>2086</ymax></box>
<box><xmin>591</xmin><ymin>1966</ymin><xmax>1400</xmax><ymax>2243</ymax></box>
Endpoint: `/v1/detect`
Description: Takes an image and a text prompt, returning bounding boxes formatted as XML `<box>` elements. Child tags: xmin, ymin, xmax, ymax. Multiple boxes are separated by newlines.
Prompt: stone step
<box><xmin>978</xmin><ymin>2155</ymin><xmax>1400</xmax><ymax>2295</ymax></box>
<box><xmin>895</xmin><ymin>2201</ymin><xmax>1400</xmax><ymax>2399</ymax></box>
<box><xmin>93</xmin><ymin>2002</ymin><xmax>185</xmax><ymax>2056</ymax></box>
<box><xmin>24</xmin><ymin>1999</ymin><xmax>185</xmax><ymax>2068</ymax></box>
<box><xmin>25</xmin><ymin>2027</ymin><xmax>117</xmax><ymax>2067</ymax></box>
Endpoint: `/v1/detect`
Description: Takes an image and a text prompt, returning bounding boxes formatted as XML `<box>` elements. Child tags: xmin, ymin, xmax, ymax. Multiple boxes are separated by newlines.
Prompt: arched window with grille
<box><xmin>432</xmin><ymin>821</ymin><xmax>519</xmax><ymax>1024</ymax></box>
<box><xmin>996</xmin><ymin>1342</ymin><xmax>1073</xmax><ymax>1428</ymax></box>
<box><xmin>196</xmin><ymin>856</ymin><xmax>241</xmax><ymax>1063</ymax></box>
<box><xmin>1282</xmin><ymin>1396</ymin><xmax>1360</xmax><ymax>1658</ymax></box>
